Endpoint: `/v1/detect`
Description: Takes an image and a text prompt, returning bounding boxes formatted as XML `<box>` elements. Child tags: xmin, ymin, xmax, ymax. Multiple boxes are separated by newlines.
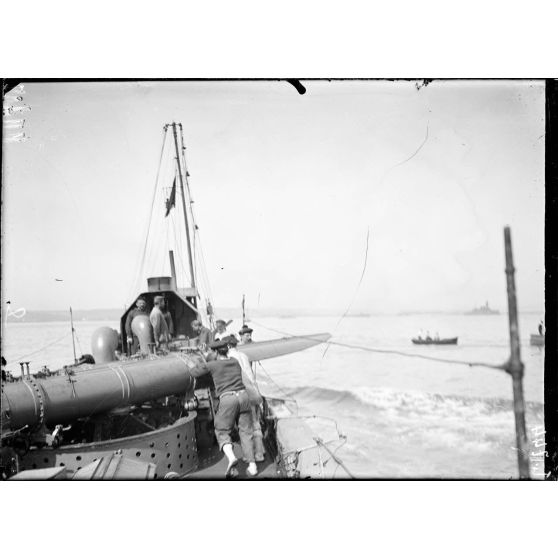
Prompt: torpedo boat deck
<box><xmin>1</xmin><ymin>122</ymin><xmax>341</xmax><ymax>480</ymax></box>
<box><xmin>186</xmin><ymin>442</ymin><xmax>279</xmax><ymax>479</ymax></box>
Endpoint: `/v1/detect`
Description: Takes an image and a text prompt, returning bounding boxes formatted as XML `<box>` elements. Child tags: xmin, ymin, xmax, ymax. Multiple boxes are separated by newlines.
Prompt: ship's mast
<box><xmin>170</xmin><ymin>122</ymin><xmax>196</xmax><ymax>290</ymax></box>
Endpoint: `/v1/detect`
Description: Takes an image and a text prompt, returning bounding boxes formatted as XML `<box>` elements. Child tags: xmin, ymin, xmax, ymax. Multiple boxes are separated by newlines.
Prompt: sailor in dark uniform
<box><xmin>191</xmin><ymin>319</ymin><xmax>213</xmax><ymax>349</ymax></box>
<box><xmin>125</xmin><ymin>297</ymin><xmax>149</xmax><ymax>354</ymax></box>
<box><xmin>150</xmin><ymin>296</ymin><xmax>171</xmax><ymax>350</ymax></box>
<box><xmin>163</xmin><ymin>307</ymin><xmax>174</xmax><ymax>339</ymax></box>
<box><xmin>191</xmin><ymin>338</ymin><xmax>257</xmax><ymax>478</ymax></box>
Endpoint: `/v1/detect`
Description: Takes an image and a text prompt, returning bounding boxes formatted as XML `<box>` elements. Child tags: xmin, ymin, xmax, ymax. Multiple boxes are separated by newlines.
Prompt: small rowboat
<box><xmin>411</xmin><ymin>337</ymin><xmax>458</xmax><ymax>345</ymax></box>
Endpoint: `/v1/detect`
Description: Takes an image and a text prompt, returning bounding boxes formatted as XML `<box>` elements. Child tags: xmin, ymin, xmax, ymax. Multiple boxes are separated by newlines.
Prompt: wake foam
<box><xmin>288</xmin><ymin>384</ymin><xmax>543</xmax><ymax>419</ymax></box>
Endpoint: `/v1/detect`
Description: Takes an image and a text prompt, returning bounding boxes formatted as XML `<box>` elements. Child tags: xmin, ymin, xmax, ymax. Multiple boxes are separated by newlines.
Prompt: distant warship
<box><xmin>465</xmin><ymin>301</ymin><xmax>500</xmax><ymax>315</ymax></box>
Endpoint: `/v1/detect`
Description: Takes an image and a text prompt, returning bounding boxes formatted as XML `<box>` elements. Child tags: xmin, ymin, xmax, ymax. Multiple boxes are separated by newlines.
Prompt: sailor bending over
<box><xmin>191</xmin><ymin>319</ymin><xmax>213</xmax><ymax>349</ymax></box>
<box><xmin>226</xmin><ymin>334</ymin><xmax>265</xmax><ymax>463</ymax></box>
<box><xmin>191</xmin><ymin>338</ymin><xmax>257</xmax><ymax>478</ymax></box>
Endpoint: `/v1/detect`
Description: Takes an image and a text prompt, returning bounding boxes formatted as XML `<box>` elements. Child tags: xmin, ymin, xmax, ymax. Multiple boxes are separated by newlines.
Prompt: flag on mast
<box><xmin>165</xmin><ymin>177</ymin><xmax>176</xmax><ymax>217</ymax></box>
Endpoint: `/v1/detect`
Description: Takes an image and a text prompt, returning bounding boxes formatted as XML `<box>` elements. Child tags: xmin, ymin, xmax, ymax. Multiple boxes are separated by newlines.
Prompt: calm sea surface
<box><xmin>2</xmin><ymin>313</ymin><xmax>545</xmax><ymax>479</ymax></box>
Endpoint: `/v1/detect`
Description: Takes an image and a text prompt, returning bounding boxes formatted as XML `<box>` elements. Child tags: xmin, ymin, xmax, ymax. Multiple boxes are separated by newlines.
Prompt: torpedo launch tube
<box><xmin>1</xmin><ymin>353</ymin><xmax>200</xmax><ymax>434</ymax></box>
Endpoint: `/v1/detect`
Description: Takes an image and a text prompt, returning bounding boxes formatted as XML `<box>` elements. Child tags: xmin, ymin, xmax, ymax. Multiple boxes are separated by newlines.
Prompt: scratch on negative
<box><xmin>392</xmin><ymin>124</ymin><xmax>429</xmax><ymax>168</ymax></box>
<box><xmin>322</xmin><ymin>228</ymin><xmax>371</xmax><ymax>360</ymax></box>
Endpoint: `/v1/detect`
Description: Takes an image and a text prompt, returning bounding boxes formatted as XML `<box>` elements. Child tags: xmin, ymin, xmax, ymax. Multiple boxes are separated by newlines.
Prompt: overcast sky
<box><xmin>2</xmin><ymin>80</ymin><xmax>545</xmax><ymax>314</ymax></box>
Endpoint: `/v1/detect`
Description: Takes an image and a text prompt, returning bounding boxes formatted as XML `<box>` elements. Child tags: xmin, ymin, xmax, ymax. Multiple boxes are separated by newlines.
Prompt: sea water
<box><xmin>2</xmin><ymin>313</ymin><xmax>545</xmax><ymax>479</ymax></box>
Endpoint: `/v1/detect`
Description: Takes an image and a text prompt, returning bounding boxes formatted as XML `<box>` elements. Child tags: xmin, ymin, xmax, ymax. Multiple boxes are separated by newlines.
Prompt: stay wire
<box><xmin>313</xmin><ymin>436</ymin><xmax>355</xmax><ymax>479</ymax></box>
<box><xmin>278</xmin><ymin>415</ymin><xmax>354</xmax><ymax>478</ymax></box>
<box><xmin>198</xmin><ymin>232</ymin><xmax>215</xmax><ymax>301</ymax></box>
<box><xmin>255</xmin><ymin>361</ymin><xmax>299</xmax><ymax>412</ymax></box>
<box><xmin>136</xmin><ymin>127</ymin><xmax>168</xmax><ymax>294</ymax></box>
<box><xmin>173</xmin><ymin>208</ymin><xmax>188</xmax><ymax>290</ymax></box>
<box><xmin>178</xmin><ymin>125</ymin><xmax>213</xmax><ymax>308</ymax></box>
<box><xmin>180</xmin><ymin>135</ymin><xmax>198</xmax><ymax>283</ymax></box>
<box><xmin>173</xmin><ymin>167</ymin><xmax>189</xmax><ymax>287</ymax></box>
<box><xmin>74</xmin><ymin>329</ymin><xmax>83</xmax><ymax>356</ymax></box>
<box><xmin>9</xmin><ymin>332</ymin><xmax>72</xmax><ymax>364</ymax></box>
<box><xmin>249</xmin><ymin>320</ymin><xmax>506</xmax><ymax>372</ymax></box>
<box><xmin>163</xmin><ymin>209</ymin><xmax>171</xmax><ymax>275</ymax></box>
<box><xmin>196</xmin><ymin>235</ymin><xmax>214</xmax><ymax>302</ymax></box>
<box><xmin>130</xmin><ymin>127</ymin><xmax>169</xmax><ymax>302</ymax></box>
<box><xmin>325</xmin><ymin>435</ymin><xmax>349</xmax><ymax>477</ymax></box>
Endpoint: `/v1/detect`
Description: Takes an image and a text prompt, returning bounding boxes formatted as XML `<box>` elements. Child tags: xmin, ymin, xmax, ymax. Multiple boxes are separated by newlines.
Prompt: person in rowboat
<box><xmin>191</xmin><ymin>338</ymin><xmax>258</xmax><ymax>478</ymax></box>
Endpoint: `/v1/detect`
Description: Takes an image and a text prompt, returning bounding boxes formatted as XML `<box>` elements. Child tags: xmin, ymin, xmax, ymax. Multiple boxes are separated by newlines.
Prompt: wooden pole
<box><xmin>503</xmin><ymin>226</ymin><xmax>530</xmax><ymax>479</ymax></box>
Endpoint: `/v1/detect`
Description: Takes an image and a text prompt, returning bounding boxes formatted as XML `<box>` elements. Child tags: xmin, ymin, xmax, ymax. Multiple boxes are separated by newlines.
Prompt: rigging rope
<box><xmin>313</xmin><ymin>436</ymin><xmax>356</xmax><ymax>479</ymax></box>
<box><xmin>179</xmin><ymin>126</ymin><xmax>198</xmax><ymax>286</ymax></box>
<box><xmin>254</xmin><ymin>361</ymin><xmax>299</xmax><ymax>410</ymax></box>
<box><xmin>195</xmin><ymin>233</ymin><xmax>215</xmax><ymax>302</ymax></box>
<box><xmin>326</xmin><ymin>339</ymin><xmax>506</xmax><ymax>370</ymax></box>
<box><xmin>276</xmin><ymin>415</ymin><xmax>353</xmax><ymax>478</ymax></box>
<box><xmin>173</xmin><ymin>162</ymin><xmax>190</xmax><ymax>289</ymax></box>
<box><xmin>9</xmin><ymin>332</ymin><xmax>72</xmax><ymax>364</ymax></box>
<box><xmin>129</xmin><ymin>127</ymin><xmax>169</xmax><ymax>302</ymax></box>
<box><xmin>250</xmin><ymin>320</ymin><xmax>506</xmax><ymax>371</ymax></box>
<box><xmin>324</xmin><ymin>435</ymin><xmax>349</xmax><ymax>478</ymax></box>
<box><xmin>74</xmin><ymin>329</ymin><xmax>83</xmax><ymax>355</ymax></box>
<box><xmin>172</xmin><ymin>208</ymin><xmax>187</xmax><ymax>291</ymax></box>
<box><xmin>163</xmin><ymin>198</ymin><xmax>172</xmax><ymax>275</ymax></box>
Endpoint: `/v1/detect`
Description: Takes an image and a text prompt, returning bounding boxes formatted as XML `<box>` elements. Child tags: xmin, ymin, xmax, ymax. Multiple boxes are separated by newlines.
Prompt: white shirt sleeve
<box><xmin>229</xmin><ymin>348</ymin><xmax>255</xmax><ymax>383</ymax></box>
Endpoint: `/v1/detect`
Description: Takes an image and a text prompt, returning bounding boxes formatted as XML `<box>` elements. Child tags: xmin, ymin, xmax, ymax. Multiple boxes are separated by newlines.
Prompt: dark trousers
<box><xmin>215</xmin><ymin>390</ymin><xmax>255</xmax><ymax>463</ymax></box>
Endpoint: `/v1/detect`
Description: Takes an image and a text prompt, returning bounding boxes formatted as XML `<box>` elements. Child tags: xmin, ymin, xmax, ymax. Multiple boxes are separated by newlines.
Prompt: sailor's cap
<box><xmin>215</xmin><ymin>319</ymin><xmax>227</xmax><ymax>326</ymax></box>
<box><xmin>209</xmin><ymin>338</ymin><xmax>229</xmax><ymax>350</ymax></box>
<box><xmin>223</xmin><ymin>335</ymin><xmax>239</xmax><ymax>347</ymax></box>
<box><xmin>239</xmin><ymin>325</ymin><xmax>253</xmax><ymax>335</ymax></box>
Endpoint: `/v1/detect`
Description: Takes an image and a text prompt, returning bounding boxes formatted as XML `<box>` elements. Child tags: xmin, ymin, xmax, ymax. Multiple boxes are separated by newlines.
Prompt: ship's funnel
<box><xmin>91</xmin><ymin>327</ymin><xmax>119</xmax><ymax>364</ymax></box>
<box><xmin>131</xmin><ymin>314</ymin><xmax>154</xmax><ymax>354</ymax></box>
